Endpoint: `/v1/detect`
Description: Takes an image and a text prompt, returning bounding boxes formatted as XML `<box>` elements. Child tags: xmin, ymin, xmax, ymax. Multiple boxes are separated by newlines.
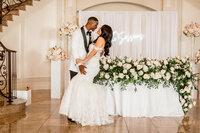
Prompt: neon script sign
<box><xmin>112</xmin><ymin>31</ymin><xmax>144</xmax><ymax>45</ymax></box>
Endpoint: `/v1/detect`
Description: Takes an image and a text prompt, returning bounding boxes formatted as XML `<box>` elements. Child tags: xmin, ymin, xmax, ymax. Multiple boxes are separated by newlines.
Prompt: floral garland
<box><xmin>59</xmin><ymin>22</ymin><xmax>78</xmax><ymax>37</ymax></box>
<box><xmin>183</xmin><ymin>22</ymin><xmax>200</xmax><ymax>37</ymax></box>
<box><xmin>94</xmin><ymin>56</ymin><xmax>198</xmax><ymax>114</ymax></box>
<box><xmin>46</xmin><ymin>45</ymin><xmax>67</xmax><ymax>61</ymax></box>
<box><xmin>195</xmin><ymin>49</ymin><xmax>200</xmax><ymax>64</ymax></box>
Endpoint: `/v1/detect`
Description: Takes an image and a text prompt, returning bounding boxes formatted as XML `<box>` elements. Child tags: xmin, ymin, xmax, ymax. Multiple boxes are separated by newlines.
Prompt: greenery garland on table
<box><xmin>94</xmin><ymin>56</ymin><xmax>198</xmax><ymax>114</ymax></box>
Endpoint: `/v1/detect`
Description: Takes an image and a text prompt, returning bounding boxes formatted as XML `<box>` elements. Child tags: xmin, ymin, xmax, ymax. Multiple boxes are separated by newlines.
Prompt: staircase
<box><xmin>0</xmin><ymin>0</ymin><xmax>40</xmax><ymax>32</ymax></box>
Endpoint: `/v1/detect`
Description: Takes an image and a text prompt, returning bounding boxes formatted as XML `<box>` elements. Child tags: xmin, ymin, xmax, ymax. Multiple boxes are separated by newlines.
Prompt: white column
<box><xmin>51</xmin><ymin>60</ymin><xmax>63</xmax><ymax>99</ymax></box>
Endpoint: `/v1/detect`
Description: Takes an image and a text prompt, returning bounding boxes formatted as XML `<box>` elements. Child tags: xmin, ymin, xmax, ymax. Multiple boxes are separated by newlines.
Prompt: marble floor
<box><xmin>0</xmin><ymin>90</ymin><xmax>199</xmax><ymax>133</ymax></box>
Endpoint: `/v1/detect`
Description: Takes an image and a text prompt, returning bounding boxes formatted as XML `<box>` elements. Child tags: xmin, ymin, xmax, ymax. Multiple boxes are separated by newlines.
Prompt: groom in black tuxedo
<box><xmin>69</xmin><ymin>17</ymin><xmax>99</xmax><ymax>80</ymax></box>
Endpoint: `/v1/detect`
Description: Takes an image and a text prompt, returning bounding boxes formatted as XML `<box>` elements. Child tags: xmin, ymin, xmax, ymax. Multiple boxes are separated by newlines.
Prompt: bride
<box><xmin>59</xmin><ymin>25</ymin><xmax>113</xmax><ymax>126</ymax></box>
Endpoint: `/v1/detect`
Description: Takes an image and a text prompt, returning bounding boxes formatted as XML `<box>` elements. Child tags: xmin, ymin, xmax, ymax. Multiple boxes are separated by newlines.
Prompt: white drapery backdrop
<box><xmin>79</xmin><ymin>11</ymin><xmax>178</xmax><ymax>59</ymax></box>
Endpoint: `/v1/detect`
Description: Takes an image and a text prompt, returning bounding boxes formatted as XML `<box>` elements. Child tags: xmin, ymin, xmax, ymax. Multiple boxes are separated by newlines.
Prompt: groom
<box><xmin>69</xmin><ymin>17</ymin><xmax>99</xmax><ymax>79</ymax></box>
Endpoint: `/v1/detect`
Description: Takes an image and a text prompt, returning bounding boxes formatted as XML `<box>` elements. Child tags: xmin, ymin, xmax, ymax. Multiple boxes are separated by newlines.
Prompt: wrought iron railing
<box><xmin>0</xmin><ymin>0</ymin><xmax>26</xmax><ymax>24</ymax></box>
<box><xmin>0</xmin><ymin>42</ymin><xmax>17</xmax><ymax>103</ymax></box>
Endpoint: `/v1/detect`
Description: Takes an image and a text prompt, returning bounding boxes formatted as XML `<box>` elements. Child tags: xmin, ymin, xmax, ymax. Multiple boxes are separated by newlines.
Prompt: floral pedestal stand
<box><xmin>51</xmin><ymin>60</ymin><xmax>64</xmax><ymax>99</ymax></box>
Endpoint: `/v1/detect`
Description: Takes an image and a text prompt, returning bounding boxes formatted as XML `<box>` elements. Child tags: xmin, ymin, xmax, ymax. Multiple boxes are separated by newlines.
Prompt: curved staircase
<box><xmin>0</xmin><ymin>0</ymin><xmax>40</xmax><ymax>122</ymax></box>
<box><xmin>0</xmin><ymin>0</ymin><xmax>40</xmax><ymax>32</ymax></box>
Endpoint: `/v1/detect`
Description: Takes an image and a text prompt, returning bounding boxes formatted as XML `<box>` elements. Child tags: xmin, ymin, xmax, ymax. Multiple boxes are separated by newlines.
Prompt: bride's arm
<box><xmin>76</xmin><ymin>37</ymin><xmax>105</xmax><ymax>64</ymax></box>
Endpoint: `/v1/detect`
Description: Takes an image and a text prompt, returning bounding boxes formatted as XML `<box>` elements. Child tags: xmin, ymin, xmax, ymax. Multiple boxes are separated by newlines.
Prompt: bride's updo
<box><xmin>100</xmin><ymin>25</ymin><xmax>113</xmax><ymax>56</ymax></box>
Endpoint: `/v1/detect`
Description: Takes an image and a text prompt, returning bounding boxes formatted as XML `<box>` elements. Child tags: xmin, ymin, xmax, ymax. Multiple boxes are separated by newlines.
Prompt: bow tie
<box><xmin>86</xmin><ymin>31</ymin><xmax>91</xmax><ymax>35</ymax></box>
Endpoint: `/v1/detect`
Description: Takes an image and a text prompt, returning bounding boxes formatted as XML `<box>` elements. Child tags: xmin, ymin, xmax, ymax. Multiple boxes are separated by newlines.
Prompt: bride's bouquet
<box><xmin>46</xmin><ymin>45</ymin><xmax>67</xmax><ymax>61</ymax></box>
<box><xmin>195</xmin><ymin>49</ymin><xmax>200</xmax><ymax>64</ymax></box>
<box><xmin>183</xmin><ymin>22</ymin><xmax>200</xmax><ymax>37</ymax></box>
<box><xmin>59</xmin><ymin>22</ymin><xmax>78</xmax><ymax>37</ymax></box>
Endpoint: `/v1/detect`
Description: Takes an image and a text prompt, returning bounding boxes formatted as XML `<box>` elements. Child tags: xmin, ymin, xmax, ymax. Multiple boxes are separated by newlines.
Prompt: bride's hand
<box><xmin>76</xmin><ymin>58</ymin><xmax>84</xmax><ymax>64</ymax></box>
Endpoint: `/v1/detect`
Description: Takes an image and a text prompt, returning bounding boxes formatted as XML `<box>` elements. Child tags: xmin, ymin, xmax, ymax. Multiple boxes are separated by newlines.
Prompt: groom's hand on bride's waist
<box><xmin>79</xmin><ymin>65</ymin><xmax>87</xmax><ymax>75</ymax></box>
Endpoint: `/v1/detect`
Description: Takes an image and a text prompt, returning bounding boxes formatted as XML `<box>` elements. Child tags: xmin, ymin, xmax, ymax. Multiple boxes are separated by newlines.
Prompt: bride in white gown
<box><xmin>59</xmin><ymin>25</ymin><xmax>113</xmax><ymax>126</ymax></box>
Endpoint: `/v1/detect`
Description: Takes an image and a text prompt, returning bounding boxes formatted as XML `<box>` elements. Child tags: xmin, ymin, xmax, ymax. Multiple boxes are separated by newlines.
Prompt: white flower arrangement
<box><xmin>183</xmin><ymin>22</ymin><xmax>200</xmax><ymax>37</ymax></box>
<box><xmin>94</xmin><ymin>56</ymin><xmax>198</xmax><ymax>114</ymax></box>
<box><xmin>59</xmin><ymin>22</ymin><xmax>78</xmax><ymax>37</ymax></box>
<box><xmin>195</xmin><ymin>49</ymin><xmax>200</xmax><ymax>64</ymax></box>
<box><xmin>46</xmin><ymin>45</ymin><xmax>67</xmax><ymax>61</ymax></box>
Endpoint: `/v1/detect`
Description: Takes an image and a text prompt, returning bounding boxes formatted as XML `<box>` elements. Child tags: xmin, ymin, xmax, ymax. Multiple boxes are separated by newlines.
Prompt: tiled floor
<box><xmin>0</xmin><ymin>90</ymin><xmax>199</xmax><ymax>133</ymax></box>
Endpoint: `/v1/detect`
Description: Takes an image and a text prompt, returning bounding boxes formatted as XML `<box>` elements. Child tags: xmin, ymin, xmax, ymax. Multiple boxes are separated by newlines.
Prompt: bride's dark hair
<box><xmin>94</xmin><ymin>25</ymin><xmax>113</xmax><ymax>56</ymax></box>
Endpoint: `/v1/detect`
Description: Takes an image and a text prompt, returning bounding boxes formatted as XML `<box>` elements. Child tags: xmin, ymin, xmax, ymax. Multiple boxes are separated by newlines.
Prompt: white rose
<box><xmin>130</xmin><ymin>69</ymin><xmax>135</xmax><ymax>73</ymax></box>
<box><xmin>137</xmin><ymin>65</ymin><xmax>143</xmax><ymax>70</ymax></box>
<box><xmin>122</xmin><ymin>60</ymin><xmax>125</xmax><ymax>63</ymax></box>
<box><xmin>161</xmin><ymin>70</ymin><xmax>166</xmax><ymax>75</ymax></box>
<box><xmin>103</xmin><ymin>64</ymin><xmax>109</xmax><ymax>70</ymax></box>
<box><xmin>126</xmin><ymin>64</ymin><xmax>132</xmax><ymax>70</ymax></box>
<box><xmin>119</xmin><ymin>73</ymin><xmax>124</xmax><ymax>78</ymax></box>
<box><xmin>166</xmin><ymin>72</ymin><xmax>171</xmax><ymax>80</ymax></box>
<box><xmin>189</xmin><ymin>104</ymin><xmax>193</xmax><ymax>109</ymax></box>
<box><xmin>181</xmin><ymin>99</ymin><xmax>185</xmax><ymax>104</ymax></box>
<box><xmin>143</xmin><ymin>74</ymin><xmax>150</xmax><ymax>79</ymax></box>
<box><xmin>185</xmin><ymin>71</ymin><xmax>191</xmax><ymax>78</ymax></box>
<box><xmin>126</xmin><ymin>75</ymin><xmax>129</xmax><ymax>79</ymax></box>
<box><xmin>184</xmin><ymin>103</ymin><xmax>188</xmax><ymax>107</ymax></box>
<box><xmin>123</xmin><ymin>70</ymin><xmax>127</xmax><ymax>74</ymax></box>
<box><xmin>100</xmin><ymin>72</ymin><xmax>105</xmax><ymax>77</ymax></box>
<box><xmin>184</xmin><ymin>95</ymin><xmax>188</xmax><ymax>99</ymax></box>
<box><xmin>184</xmin><ymin>108</ymin><xmax>188</xmax><ymax>112</ymax></box>
<box><xmin>118</xmin><ymin>62</ymin><xmax>123</xmax><ymax>67</ymax></box>
<box><xmin>110</xmin><ymin>66</ymin><xmax>113</xmax><ymax>69</ymax></box>
<box><xmin>105</xmin><ymin>73</ymin><xmax>110</xmax><ymax>79</ymax></box>
<box><xmin>184</xmin><ymin>86</ymin><xmax>188</xmax><ymax>92</ymax></box>
<box><xmin>170</xmin><ymin>67</ymin><xmax>175</xmax><ymax>71</ymax></box>
<box><xmin>139</xmin><ymin>71</ymin><xmax>144</xmax><ymax>76</ymax></box>
<box><xmin>107</xmin><ymin>59</ymin><xmax>112</xmax><ymax>63</ymax></box>
<box><xmin>134</xmin><ymin>62</ymin><xmax>138</xmax><ymax>66</ymax></box>
<box><xmin>180</xmin><ymin>89</ymin><xmax>184</xmax><ymax>94</ymax></box>
<box><xmin>126</xmin><ymin>58</ymin><xmax>132</xmax><ymax>63</ymax></box>
<box><xmin>112</xmin><ymin>56</ymin><xmax>116</xmax><ymax>60</ymax></box>
<box><xmin>101</xmin><ymin>59</ymin><xmax>106</xmax><ymax>64</ymax></box>
<box><xmin>143</xmin><ymin>65</ymin><xmax>148</xmax><ymax>72</ymax></box>
<box><xmin>123</xmin><ymin>64</ymin><xmax>131</xmax><ymax>70</ymax></box>
<box><xmin>147</xmin><ymin>61</ymin><xmax>152</xmax><ymax>66</ymax></box>
<box><xmin>154</xmin><ymin>61</ymin><xmax>160</xmax><ymax>66</ymax></box>
<box><xmin>164</xmin><ymin>60</ymin><xmax>168</xmax><ymax>65</ymax></box>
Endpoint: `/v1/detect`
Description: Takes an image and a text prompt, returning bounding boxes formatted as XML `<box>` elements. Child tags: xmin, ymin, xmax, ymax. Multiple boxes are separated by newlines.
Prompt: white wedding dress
<box><xmin>59</xmin><ymin>44</ymin><xmax>113</xmax><ymax>126</ymax></box>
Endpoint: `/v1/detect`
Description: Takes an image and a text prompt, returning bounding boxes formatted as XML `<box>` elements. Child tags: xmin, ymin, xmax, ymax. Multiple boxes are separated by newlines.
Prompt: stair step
<box><xmin>14</xmin><ymin>4</ymin><xmax>26</xmax><ymax>11</ymax></box>
<box><xmin>0</xmin><ymin>0</ymin><xmax>41</xmax><ymax>32</ymax></box>
<box><xmin>22</xmin><ymin>0</ymin><xmax>33</xmax><ymax>6</ymax></box>
<box><xmin>2</xmin><ymin>9</ymin><xmax>19</xmax><ymax>16</ymax></box>
<box><xmin>2</xmin><ymin>14</ymin><xmax>13</xmax><ymax>21</ymax></box>
<box><xmin>1</xmin><ymin>20</ymin><xmax>8</xmax><ymax>26</ymax></box>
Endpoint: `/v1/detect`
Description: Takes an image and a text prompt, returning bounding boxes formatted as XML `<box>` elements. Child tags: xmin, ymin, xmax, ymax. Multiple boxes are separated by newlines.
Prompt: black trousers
<box><xmin>70</xmin><ymin>70</ymin><xmax>78</xmax><ymax>80</ymax></box>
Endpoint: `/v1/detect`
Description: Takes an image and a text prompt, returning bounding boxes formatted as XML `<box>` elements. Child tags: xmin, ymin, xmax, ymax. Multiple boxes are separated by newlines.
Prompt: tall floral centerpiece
<box><xmin>47</xmin><ymin>45</ymin><xmax>67</xmax><ymax>99</ymax></box>
<box><xmin>183</xmin><ymin>22</ymin><xmax>200</xmax><ymax>60</ymax></box>
<box><xmin>46</xmin><ymin>45</ymin><xmax>67</xmax><ymax>61</ymax></box>
<box><xmin>59</xmin><ymin>22</ymin><xmax>78</xmax><ymax>58</ymax></box>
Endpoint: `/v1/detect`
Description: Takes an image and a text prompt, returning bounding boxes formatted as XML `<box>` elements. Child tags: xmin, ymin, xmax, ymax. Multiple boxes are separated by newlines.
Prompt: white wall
<box><xmin>83</xmin><ymin>2</ymin><xmax>154</xmax><ymax>11</ymax></box>
<box><xmin>181</xmin><ymin>0</ymin><xmax>200</xmax><ymax>57</ymax></box>
<box><xmin>0</xmin><ymin>0</ymin><xmax>60</xmax><ymax>90</ymax></box>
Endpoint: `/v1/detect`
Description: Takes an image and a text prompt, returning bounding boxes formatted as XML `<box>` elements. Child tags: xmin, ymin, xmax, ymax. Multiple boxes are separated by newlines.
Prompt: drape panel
<box><xmin>79</xmin><ymin>11</ymin><xmax>178</xmax><ymax>59</ymax></box>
